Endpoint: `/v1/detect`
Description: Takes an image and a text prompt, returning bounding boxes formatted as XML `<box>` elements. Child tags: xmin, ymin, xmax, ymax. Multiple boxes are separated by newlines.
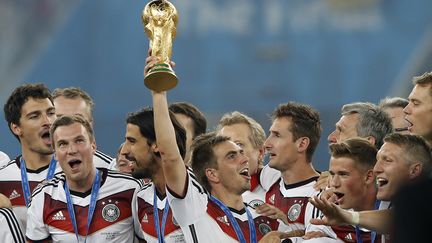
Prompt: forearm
<box><xmin>357</xmin><ymin>209</ymin><xmax>392</xmax><ymax>234</ymax></box>
<box><xmin>152</xmin><ymin>91</ymin><xmax>186</xmax><ymax>195</ymax></box>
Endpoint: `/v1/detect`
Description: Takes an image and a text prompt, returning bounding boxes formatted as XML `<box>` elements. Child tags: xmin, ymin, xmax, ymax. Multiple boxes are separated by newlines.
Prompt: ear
<box><xmin>205</xmin><ymin>168</ymin><xmax>219</xmax><ymax>184</ymax></box>
<box><xmin>364</xmin><ymin>169</ymin><xmax>375</xmax><ymax>184</ymax></box>
<box><xmin>151</xmin><ymin>143</ymin><xmax>159</xmax><ymax>153</ymax></box>
<box><xmin>365</xmin><ymin>136</ymin><xmax>376</xmax><ymax>147</ymax></box>
<box><xmin>408</xmin><ymin>162</ymin><xmax>422</xmax><ymax>179</ymax></box>
<box><xmin>10</xmin><ymin>123</ymin><xmax>22</xmax><ymax>137</ymax></box>
<box><xmin>296</xmin><ymin>137</ymin><xmax>310</xmax><ymax>153</ymax></box>
<box><xmin>257</xmin><ymin>146</ymin><xmax>265</xmax><ymax>165</ymax></box>
<box><xmin>91</xmin><ymin>141</ymin><xmax>97</xmax><ymax>153</ymax></box>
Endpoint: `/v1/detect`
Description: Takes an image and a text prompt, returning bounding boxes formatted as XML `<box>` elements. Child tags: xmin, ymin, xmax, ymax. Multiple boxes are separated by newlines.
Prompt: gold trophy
<box><xmin>142</xmin><ymin>0</ymin><xmax>179</xmax><ymax>91</ymax></box>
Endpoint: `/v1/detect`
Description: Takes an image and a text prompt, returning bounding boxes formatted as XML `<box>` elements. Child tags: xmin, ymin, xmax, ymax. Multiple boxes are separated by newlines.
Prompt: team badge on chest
<box><xmin>287</xmin><ymin>203</ymin><xmax>301</xmax><ymax>221</ymax></box>
<box><xmin>102</xmin><ymin>203</ymin><xmax>120</xmax><ymax>222</ymax></box>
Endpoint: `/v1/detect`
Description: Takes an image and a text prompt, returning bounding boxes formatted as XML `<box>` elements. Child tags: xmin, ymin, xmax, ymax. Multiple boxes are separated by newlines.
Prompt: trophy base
<box><xmin>144</xmin><ymin>63</ymin><xmax>178</xmax><ymax>92</ymax></box>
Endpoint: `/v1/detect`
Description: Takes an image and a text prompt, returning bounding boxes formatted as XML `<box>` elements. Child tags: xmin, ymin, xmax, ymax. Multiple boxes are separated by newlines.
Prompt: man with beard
<box><xmin>120</xmin><ymin>106</ymin><xmax>188</xmax><ymax>242</ymax></box>
<box><xmin>0</xmin><ymin>83</ymin><xmax>61</xmax><ymax>237</ymax></box>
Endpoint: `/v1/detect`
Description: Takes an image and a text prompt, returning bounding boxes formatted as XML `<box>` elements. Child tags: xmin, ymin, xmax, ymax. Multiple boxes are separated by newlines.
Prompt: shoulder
<box><xmin>94</xmin><ymin>150</ymin><xmax>114</xmax><ymax>163</ymax></box>
<box><xmin>106</xmin><ymin>170</ymin><xmax>145</xmax><ymax>188</ymax></box>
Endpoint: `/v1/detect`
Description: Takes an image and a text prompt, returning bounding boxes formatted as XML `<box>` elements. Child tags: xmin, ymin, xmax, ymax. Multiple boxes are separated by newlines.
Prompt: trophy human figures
<box><xmin>142</xmin><ymin>0</ymin><xmax>179</xmax><ymax>91</ymax></box>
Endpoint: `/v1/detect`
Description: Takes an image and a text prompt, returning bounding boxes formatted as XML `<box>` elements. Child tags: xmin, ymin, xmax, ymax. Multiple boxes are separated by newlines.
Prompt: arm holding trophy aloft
<box><xmin>142</xmin><ymin>0</ymin><xmax>179</xmax><ymax>91</ymax></box>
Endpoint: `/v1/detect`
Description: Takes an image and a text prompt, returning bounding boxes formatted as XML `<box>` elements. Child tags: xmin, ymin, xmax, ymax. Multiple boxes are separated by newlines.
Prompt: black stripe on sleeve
<box><xmin>0</xmin><ymin>208</ymin><xmax>25</xmax><ymax>243</ymax></box>
<box><xmin>188</xmin><ymin>224</ymin><xmax>199</xmax><ymax>243</ymax></box>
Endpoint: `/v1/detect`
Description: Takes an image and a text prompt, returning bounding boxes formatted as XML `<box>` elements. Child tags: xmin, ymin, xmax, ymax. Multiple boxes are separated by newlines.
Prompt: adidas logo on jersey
<box><xmin>269</xmin><ymin>194</ymin><xmax>275</xmax><ymax>204</ymax></box>
<box><xmin>217</xmin><ymin>215</ymin><xmax>230</xmax><ymax>226</ymax></box>
<box><xmin>344</xmin><ymin>233</ymin><xmax>355</xmax><ymax>242</ymax></box>
<box><xmin>9</xmin><ymin>190</ymin><xmax>21</xmax><ymax>200</ymax></box>
<box><xmin>52</xmin><ymin>211</ymin><xmax>66</xmax><ymax>221</ymax></box>
<box><xmin>142</xmin><ymin>213</ymin><xmax>149</xmax><ymax>223</ymax></box>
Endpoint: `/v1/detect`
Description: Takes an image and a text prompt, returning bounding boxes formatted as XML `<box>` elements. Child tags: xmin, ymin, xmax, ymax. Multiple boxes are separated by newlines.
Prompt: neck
<box><xmin>211</xmin><ymin>187</ymin><xmax>245</xmax><ymax>211</ymax></box>
<box><xmin>152</xmin><ymin>167</ymin><xmax>166</xmax><ymax>195</ymax></box>
<box><xmin>21</xmin><ymin>146</ymin><xmax>52</xmax><ymax>170</ymax></box>
<box><xmin>67</xmin><ymin>168</ymin><xmax>97</xmax><ymax>193</ymax></box>
<box><xmin>353</xmin><ymin>186</ymin><xmax>377</xmax><ymax>211</ymax></box>
<box><xmin>281</xmin><ymin>159</ymin><xmax>319</xmax><ymax>185</ymax></box>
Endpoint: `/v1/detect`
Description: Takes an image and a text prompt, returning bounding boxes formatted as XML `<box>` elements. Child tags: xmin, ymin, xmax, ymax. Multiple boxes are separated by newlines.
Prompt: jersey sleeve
<box><xmin>166</xmin><ymin>169</ymin><xmax>208</xmax><ymax>226</ymax></box>
<box><xmin>259</xmin><ymin>165</ymin><xmax>281</xmax><ymax>191</ymax></box>
<box><xmin>132</xmin><ymin>182</ymin><xmax>146</xmax><ymax>240</ymax></box>
<box><xmin>25</xmin><ymin>189</ymin><xmax>50</xmax><ymax>241</ymax></box>
<box><xmin>0</xmin><ymin>208</ymin><xmax>25</xmax><ymax>243</ymax></box>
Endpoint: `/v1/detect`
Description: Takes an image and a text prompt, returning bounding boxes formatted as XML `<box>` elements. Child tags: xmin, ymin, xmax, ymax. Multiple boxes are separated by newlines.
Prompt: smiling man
<box><xmin>26</xmin><ymin>115</ymin><xmax>144</xmax><ymax>242</ymax></box>
<box><xmin>309</xmin><ymin>133</ymin><xmax>432</xmax><ymax>242</ymax></box>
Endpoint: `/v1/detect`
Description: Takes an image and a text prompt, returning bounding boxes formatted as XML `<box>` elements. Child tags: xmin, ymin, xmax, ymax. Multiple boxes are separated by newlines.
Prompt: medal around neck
<box><xmin>142</xmin><ymin>0</ymin><xmax>179</xmax><ymax>92</ymax></box>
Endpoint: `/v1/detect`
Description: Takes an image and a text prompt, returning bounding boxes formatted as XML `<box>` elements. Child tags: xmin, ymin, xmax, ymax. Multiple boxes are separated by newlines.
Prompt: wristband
<box><xmin>350</xmin><ymin>211</ymin><xmax>360</xmax><ymax>226</ymax></box>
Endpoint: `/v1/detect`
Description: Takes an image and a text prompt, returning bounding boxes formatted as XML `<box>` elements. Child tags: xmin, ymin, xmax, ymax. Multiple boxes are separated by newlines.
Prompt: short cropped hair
<box><xmin>190</xmin><ymin>132</ymin><xmax>230</xmax><ymax>192</ymax></box>
<box><xmin>379</xmin><ymin>97</ymin><xmax>409</xmax><ymax>110</ymax></box>
<box><xmin>384</xmin><ymin>133</ymin><xmax>432</xmax><ymax>177</ymax></box>
<box><xmin>412</xmin><ymin>71</ymin><xmax>432</xmax><ymax>96</ymax></box>
<box><xmin>4</xmin><ymin>83</ymin><xmax>53</xmax><ymax>140</ymax></box>
<box><xmin>50</xmin><ymin>115</ymin><xmax>95</xmax><ymax>146</ymax></box>
<box><xmin>342</xmin><ymin>102</ymin><xmax>393</xmax><ymax>149</ymax></box>
<box><xmin>169</xmin><ymin>102</ymin><xmax>207</xmax><ymax>139</ymax></box>
<box><xmin>272</xmin><ymin>102</ymin><xmax>321</xmax><ymax>162</ymax></box>
<box><xmin>52</xmin><ymin>87</ymin><xmax>95</xmax><ymax>120</ymax></box>
<box><xmin>329</xmin><ymin>138</ymin><xmax>377</xmax><ymax>171</ymax></box>
<box><xmin>126</xmin><ymin>107</ymin><xmax>186</xmax><ymax>159</ymax></box>
<box><xmin>217</xmin><ymin>111</ymin><xmax>266</xmax><ymax>149</ymax></box>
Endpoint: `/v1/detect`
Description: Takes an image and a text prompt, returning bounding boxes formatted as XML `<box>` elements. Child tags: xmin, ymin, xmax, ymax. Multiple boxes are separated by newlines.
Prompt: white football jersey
<box><xmin>26</xmin><ymin>169</ymin><xmax>144</xmax><ymax>242</ymax></box>
<box><xmin>167</xmin><ymin>168</ymin><xmax>281</xmax><ymax>243</ymax></box>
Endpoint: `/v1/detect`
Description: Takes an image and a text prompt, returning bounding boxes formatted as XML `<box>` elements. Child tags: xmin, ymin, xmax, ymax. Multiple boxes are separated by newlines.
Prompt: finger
<box><xmin>309</xmin><ymin>218</ymin><xmax>327</xmax><ymax>225</ymax></box>
<box><xmin>170</xmin><ymin>60</ymin><xmax>176</xmax><ymax>68</ymax></box>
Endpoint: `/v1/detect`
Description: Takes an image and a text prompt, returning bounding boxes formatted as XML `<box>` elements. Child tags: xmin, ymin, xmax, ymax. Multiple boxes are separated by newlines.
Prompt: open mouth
<box><xmin>239</xmin><ymin>168</ymin><xmax>250</xmax><ymax>179</ymax></box>
<box><xmin>68</xmin><ymin>159</ymin><xmax>82</xmax><ymax>169</ymax></box>
<box><xmin>40</xmin><ymin>131</ymin><xmax>51</xmax><ymax>144</ymax></box>
<box><xmin>333</xmin><ymin>192</ymin><xmax>344</xmax><ymax>204</ymax></box>
<box><xmin>376</xmin><ymin>177</ymin><xmax>388</xmax><ymax>187</ymax></box>
<box><xmin>405</xmin><ymin>118</ymin><xmax>413</xmax><ymax>131</ymax></box>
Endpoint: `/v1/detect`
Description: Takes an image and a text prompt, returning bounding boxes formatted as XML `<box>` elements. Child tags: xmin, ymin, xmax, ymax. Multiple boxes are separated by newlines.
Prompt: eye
<box><xmin>58</xmin><ymin>142</ymin><xmax>67</xmax><ymax>148</ymax></box>
<box><xmin>236</xmin><ymin>142</ymin><xmax>244</xmax><ymax>148</ymax></box>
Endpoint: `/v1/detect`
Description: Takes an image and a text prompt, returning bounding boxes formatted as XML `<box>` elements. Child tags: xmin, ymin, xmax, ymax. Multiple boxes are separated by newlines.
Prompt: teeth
<box><xmin>376</xmin><ymin>178</ymin><xmax>388</xmax><ymax>187</ymax></box>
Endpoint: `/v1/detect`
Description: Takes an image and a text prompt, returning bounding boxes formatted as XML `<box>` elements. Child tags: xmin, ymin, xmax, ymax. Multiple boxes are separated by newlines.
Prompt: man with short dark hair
<box><xmin>169</xmin><ymin>102</ymin><xmax>207</xmax><ymax>165</ymax></box>
<box><xmin>121</xmin><ymin>106</ymin><xmax>188</xmax><ymax>242</ymax></box>
<box><xmin>260</xmin><ymin>102</ymin><xmax>323</xmax><ymax>241</ymax></box>
<box><xmin>0</xmin><ymin>83</ymin><xmax>60</xmax><ymax>236</ymax></box>
<box><xmin>26</xmin><ymin>115</ymin><xmax>144</xmax><ymax>242</ymax></box>
<box><xmin>379</xmin><ymin>97</ymin><xmax>409</xmax><ymax>134</ymax></box>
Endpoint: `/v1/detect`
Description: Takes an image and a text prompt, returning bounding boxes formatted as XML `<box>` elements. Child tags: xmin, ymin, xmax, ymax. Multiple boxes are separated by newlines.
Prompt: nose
<box><xmin>403</xmin><ymin>102</ymin><xmax>411</xmax><ymax>115</ymax></box>
<box><xmin>373</xmin><ymin>160</ymin><xmax>384</xmax><ymax>175</ymax></box>
<box><xmin>330</xmin><ymin>174</ymin><xmax>340</xmax><ymax>188</ymax></box>
<box><xmin>67</xmin><ymin>143</ymin><xmax>78</xmax><ymax>154</ymax></box>
<box><xmin>328</xmin><ymin>131</ymin><xmax>337</xmax><ymax>144</ymax></box>
<box><xmin>263</xmin><ymin>137</ymin><xmax>272</xmax><ymax>151</ymax></box>
<box><xmin>121</xmin><ymin>141</ymin><xmax>130</xmax><ymax>156</ymax></box>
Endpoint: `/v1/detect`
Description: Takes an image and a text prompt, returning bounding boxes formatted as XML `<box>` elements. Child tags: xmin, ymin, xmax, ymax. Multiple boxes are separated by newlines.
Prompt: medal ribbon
<box><xmin>355</xmin><ymin>200</ymin><xmax>380</xmax><ymax>243</ymax></box>
<box><xmin>64</xmin><ymin>169</ymin><xmax>101</xmax><ymax>243</ymax></box>
<box><xmin>209</xmin><ymin>195</ymin><xmax>257</xmax><ymax>243</ymax></box>
<box><xmin>153</xmin><ymin>188</ymin><xmax>170</xmax><ymax>243</ymax></box>
<box><xmin>20</xmin><ymin>156</ymin><xmax>57</xmax><ymax>207</ymax></box>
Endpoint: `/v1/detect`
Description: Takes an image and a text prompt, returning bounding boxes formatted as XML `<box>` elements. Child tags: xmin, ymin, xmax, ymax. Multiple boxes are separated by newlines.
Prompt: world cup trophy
<box><xmin>142</xmin><ymin>0</ymin><xmax>179</xmax><ymax>91</ymax></box>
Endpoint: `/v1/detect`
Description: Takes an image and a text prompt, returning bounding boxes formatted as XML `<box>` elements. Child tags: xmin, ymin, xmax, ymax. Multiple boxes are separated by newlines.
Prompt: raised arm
<box><xmin>148</xmin><ymin>57</ymin><xmax>187</xmax><ymax>196</ymax></box>
<box><xmin>309</xmin><ymin>196</ymin><xmax>392</xmax><ymax>234</ymax></box>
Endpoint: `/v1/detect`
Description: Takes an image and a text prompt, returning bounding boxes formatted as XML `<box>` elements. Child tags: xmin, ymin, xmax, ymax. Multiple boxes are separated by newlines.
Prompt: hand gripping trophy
<box><xmin>142</xmin><ymin>0</ymin><xmax>179</xmax><ymax>91</ymax></box>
